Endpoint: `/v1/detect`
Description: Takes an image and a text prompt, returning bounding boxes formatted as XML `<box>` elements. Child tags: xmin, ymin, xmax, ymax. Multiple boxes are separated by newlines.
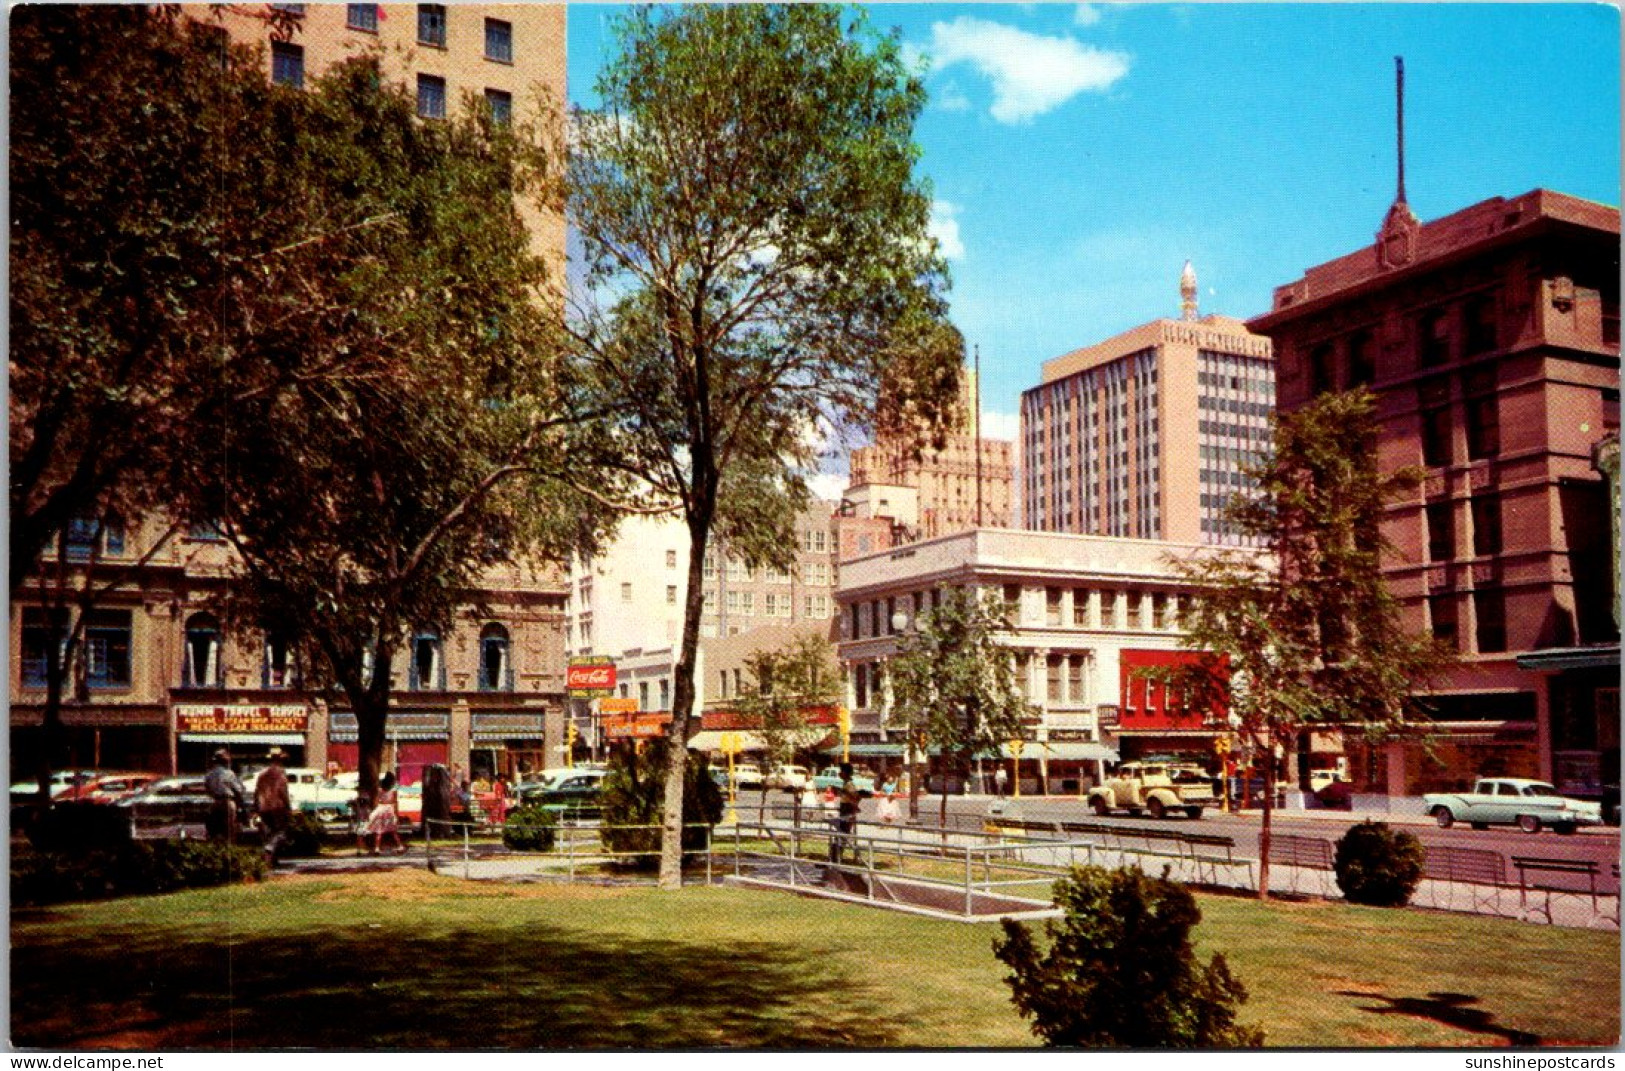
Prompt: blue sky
<box><xmin>567</xmin><ymin>4</ymin><xmax>1620</xmax><ymax>458</ymax></box>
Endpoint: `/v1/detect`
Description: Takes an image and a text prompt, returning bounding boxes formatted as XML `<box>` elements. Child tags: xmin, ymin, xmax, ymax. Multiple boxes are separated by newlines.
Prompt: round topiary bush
<box><xmin>1333</xmin><ymin>820</ymin><xmax>1425</xmax><ymax>906</ymax></box>
<box><xmin>502</xmin><ymin>803</ymin><xmax>559</xmax><ymax>852</ymax></box>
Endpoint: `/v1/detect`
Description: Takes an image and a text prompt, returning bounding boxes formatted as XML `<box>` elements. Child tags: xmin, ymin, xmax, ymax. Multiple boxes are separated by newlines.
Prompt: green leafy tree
<box><xmin>173</xmin><ymin>57</ymin><xmax>624</xmax><ymax>806</ymax></box>
<box><xmin>1149</xmin><ymin>390</ymin><xmax>1449</xmax><ymax>898</ymax></box>
<box><xmin>599</xmin><ymin>739</ymin><xmax>724</xmax><ymax>869</ymax></box>
<box><xmin>993</xmin><ymin>866</ymin><xmax>1263</xmax><ymax>1048</ymax></box>
<box><xmin>569</xmin><ymin>5</ymin><xmax>964</xmax><ymax>887</ymax></box>
<box><xmin>731</xmin><ymin>631</ymin><xmax>844</xmax><ymax>776</ymax></box>
<box><xmin>887</xmin><ymin>588</ymin><xmax>1035</xmax><ymax>825</ymax></box>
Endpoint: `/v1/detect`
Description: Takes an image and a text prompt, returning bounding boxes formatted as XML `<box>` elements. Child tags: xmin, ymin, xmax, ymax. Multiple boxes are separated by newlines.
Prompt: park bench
<box><xmin>1265</xmin><ymin>833</ymin><xmax>1335</xmax><ymax>895</ymax></box>
<box><xmin>1420</xmin><ymin>845</ymin><xmax>1507</xmax><ymax>913</ymax></box>
<box><xmin>1180</xmin><ymin>832</ymin><xmax>1251</xmax><ymax>887</ymax></box>
<box><xmin>1510</xmin><ymin>856</ymin><xmax>1600</xmax><ymax>924</ymax></box>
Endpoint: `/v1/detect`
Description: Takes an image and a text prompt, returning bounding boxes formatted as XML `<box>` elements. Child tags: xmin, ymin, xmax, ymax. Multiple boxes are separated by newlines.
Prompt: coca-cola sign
<box><xmin>567</xmin><ymin>658</ymin><xmax>616</xmax><ymax>695</ymax></box>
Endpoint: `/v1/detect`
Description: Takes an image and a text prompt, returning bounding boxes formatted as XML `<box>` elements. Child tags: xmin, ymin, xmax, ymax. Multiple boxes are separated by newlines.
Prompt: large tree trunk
<box><xmin>658</xmin><ymin>496</ymin><xmax>717</xmax><ymax>889</ymax></box>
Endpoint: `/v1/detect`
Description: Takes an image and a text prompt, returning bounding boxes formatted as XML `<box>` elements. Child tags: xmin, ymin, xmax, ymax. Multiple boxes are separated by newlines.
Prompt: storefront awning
<box><xmin>179</xmin><ymin>733</ymin><xmax>305</xmax><ymax>745</ymax></box>
<box><xmin>1030</xmin><ymin>742</ymin><xmax>1119</xmax><ymax>762</ymax></box>
<box><xmin>1516</xmin><ymin>645</ymin><xmax>1622</xmax><ymax>672</ymax></box>
<box><xmin>843</xmin><ymin>743</ymin><xmax>906</xmax><ymax>757</ymax></box>
<box><xmin>687</xmin><ymin>730</ymin><xmax>768</xmax><ymax>753</ymax></box>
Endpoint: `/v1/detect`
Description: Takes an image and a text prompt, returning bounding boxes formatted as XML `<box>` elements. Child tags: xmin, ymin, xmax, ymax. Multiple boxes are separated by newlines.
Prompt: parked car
<box><xmin>10</xmin><ymin>769</ymin><xmax>103</xmax><ymax>802</ymax></box>
<box><xmin>297</xmin><ymin>772</ymin><xmax>362</xmax><ymax>823</ymax></box>
<box><xmin>1423</xmin><ymin>778</ymin><xmax>1604</xmax><ymax>834</ymax></box>
<box><xmin>396</xmin><ymin>782</ymin><xmax>423</xmax><ymax>825</ymax></box>
<box><xmin>765</xmin><ymin>764</ymin><xmax>811</xmax><ymax>791</ymax></box>
<box><xmin>58</xmin><ymin>772</ymin><xmax>163</xmax><ymax>805</ymax></box>
<box><xmin>811</xmin><ymin>766</ymin><xmax>876</xmax><ymax>796</ymax></box>
<box><xmin>723</xmin><ymin>763</ymin><xmax>765</xmax><ymax>790</ymax></box>
<box><xmin>116</xmin><ymin>776</ymin><xmax>213</xmax><ymax>839</ymax></box>
<box><xmin>244</xmin><ymin>766</ymin><xmax>326</xmax><ymax>809</ymax></box>
<box><xmin>529</xmin><ymin>769</ymin><xmax>607</xmax><ymax>817</ymax></box>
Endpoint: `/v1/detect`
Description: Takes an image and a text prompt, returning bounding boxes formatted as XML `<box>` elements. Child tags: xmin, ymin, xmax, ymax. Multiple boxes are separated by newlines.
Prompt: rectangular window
<box><xmin>1151</xmin><ymin>593</ymin><xmax>1167</xmax><ymax>629</ymax></box>
<box><xmin>417</xmin><ymin>4</ymin><xmax>447</xmax><ymax>47</ymax></box>
<box><xmin>1425</xmin><ymin>500</ymin><xmax>1454</xmax><ymax>562</ymax></box>
<box><xmin>1464</xmin><ymin>294</ymin><xmax>1498</xmax><ymax>356</ymax></box>
<box><xmin>1471</xmin><ymin>495</ymin><xmax>1503</xmax><ymax>557</ymax></box>
<box><xmin>621</xmin><ymin>582</ymin><xmax>633</xmax><ymax>602</ymax></box>
<box><xmin>20</xmin><ymin>608</ymin><xmax>67</xmax><ymax>689</ymax></box>
<box><xmin>1474</xmin><ymin>587</ymin><xmax>1507</xmax><ymax>653</ymax></box>
<box><xmin>1045</xmin><ymin>588</ymin><xmax>1062</xmax><ymax>627</ymax></box>
<box><xmin>1421</xmin><ymin>405</ymin><xmax>1452</xmax><ymax>468</ymax></box>
<box><xmin>1465</xmin><ymin>369</ymin><xmax>1499</xmax><ymax>460</ymax></box>
<box><xmin>666</xmin><ymin>585</ymin><xmax>677</xmax><ymax>605</ymax></box>
<box><xmin>1068</xmin><ymin>655</ymin><xmax>1085</xmax><ymax>702</ymax></box>
<box><xmin>659</xmin><ymin>679</ymin><xmax>670</xmax><ymax>710</ymax></box>
<box><xmin>346</xmin><ymin>3</ymin><xmax>378</xmax><ymax>31</ymax></box>
<box><xmin>485</xmin><ymin>89</ymin><xmax>512</xmax><ymax>126</ymax></box>
<box><xmin>64</xmin><ymin>517</ymin><xmax>101</xmax><ymax>561</ymax></box>
<box><xmin>765</xmin><ymin>593</ymin><xmax>778</xmax><ymax>617</ymax></box>
<box><xmin>665</xmin><ymin>549</ymin><xmax>677</xmax><ymax>570</ymax></box>
<box><xmin>271</xmin><ymin>41</ymin><xmax>304</xmax><ymax>89</ymax></box>
<box><xmin>1347</xmin><ymin>330</ymin><xmax>1375</xmax><ymax>387</ymax></box>
<box><xmin>741</xmin><ymin>592</ymin><xmax>754</xmax><ymax>615</ymax></box>
<box><xmin>1419</xmin><ymin>309</ymin><xmax>1451</xmax><ymax>368</ymax></box>
<box><xmin>1072</xmin><ymin>589</ymin><xmax>1091</xmax><ymax>627</ymax></box>
<box><xmin>484</xmin><ymin>17</ymin><xmax>513</xmax><ymax>63</ymax></box>
<box><xmin>84</xmin><ymin>610</ymin><xmax>133</xmax><ymax>689</ymax></box>
<box><xmin>1046</xmin><ymin>656</ymin><xmax>1063</xmax><ymax>703</ymax></box>
<box><xmin>726</xmin><ymin>591</ymin><xmax>740</xmax><ymax>614</ymax></box>
<box><xmin>1124</xmin><ymin>593</ymin><xmax>1141</xmax><ymax>630</ymax></box>
<box><xmin>417</xmin><ymin>74</ymin><xmax>447</xmax><ymax>120</ymax></box>
<box><xmin>1430</xmin><ymin>594</ymin><xmax>1458</xmax><ymax>648</ymax></box>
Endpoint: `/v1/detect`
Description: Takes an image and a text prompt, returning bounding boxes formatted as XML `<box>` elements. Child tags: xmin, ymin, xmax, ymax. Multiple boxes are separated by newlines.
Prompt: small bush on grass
<box><xmin>502</xmin><ymin>804</ymin><xmax>558</xmax><ymax>852</ymax></box>
<box><xmin>26</xmin><ymin>802</ymin><xmax>133</xmax><ymax>854</ymax></box>
<box><xmin>599</xmin><ymin>739</ymin><xmax>723</xmax><ymax>869</ymax></box>
<box><xmin>1334</xmin><ymin>820</ymin><xmax>1424</xmax><ymax>907</ymax></box>
<box><xmin>993</xmin><ymin>865</ymin><xmax>1263</xmax><ymax>1048</ymax></box>
<box><xmin>12</xmin><ymin>839</ymin><xmax>267</xmax><ymax>906</ymax></box>
<box><xmin>278</xmin><ymin>812</ymin><xmax>327</xmax><ymax>858</ymax></box>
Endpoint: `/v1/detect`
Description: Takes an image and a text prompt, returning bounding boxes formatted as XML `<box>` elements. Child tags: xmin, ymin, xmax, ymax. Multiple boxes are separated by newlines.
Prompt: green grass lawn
<box><xmin>10</xmin><ymin>869</ymin><xmax>1618</xmax><ymax>1049</ymax></box>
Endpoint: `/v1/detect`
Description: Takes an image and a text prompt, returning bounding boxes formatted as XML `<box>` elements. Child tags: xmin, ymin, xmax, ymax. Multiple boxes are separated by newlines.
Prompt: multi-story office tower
<box><xmin>847</xmin><ymin>368</ymin><xmax>1015</xmax><ymax>541</ymax></box>
<box><xmin>1021</xmin><ymin>265</ymin><xmax>1275</xmax><ymax>546</ymax></box>
<box><xmin>1250</xmin><ymin>188</ymin><xmax>1620</xmax><ymax>798</ymax></box>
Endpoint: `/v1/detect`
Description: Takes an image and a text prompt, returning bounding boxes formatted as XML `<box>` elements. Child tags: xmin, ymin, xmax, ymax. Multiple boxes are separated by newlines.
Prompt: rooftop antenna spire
<box><xmin>1395</xmin><ymin>55</ymin><xmax>1408</xmax><ymax>206</ymax></box>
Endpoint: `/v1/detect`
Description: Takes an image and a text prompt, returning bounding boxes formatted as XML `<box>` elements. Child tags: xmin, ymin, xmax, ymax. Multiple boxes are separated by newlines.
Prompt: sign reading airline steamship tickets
<box><xmin>175</xmin><ymin>704</ymin><xmax>309</xmax><ymax>734</ymax></box>
<box><xmin>566</xmin><ymin>656</ymin><xmax>617</xmax><ymax>697</ymax></box>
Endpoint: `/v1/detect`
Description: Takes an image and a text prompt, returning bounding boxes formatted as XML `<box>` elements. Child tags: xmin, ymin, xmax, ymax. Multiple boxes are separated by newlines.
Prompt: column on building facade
<box><xmin>450</xmin><ymin>697</ymin><xmax>472</xmax><ymax>778</ymax></box>
<box><xmin>307</xmin><ymin>697</ymin><xmax>329</xmax><ymax>775</ymax></box>
<box><xmin>1087</xmin><ymin>588</ymin><xmax>1102</xmax><ymax>630</ymax></box>
<box><xmin>1031</xmin><ymin>647</ymin><xmax>1050</xmax><ymax>719</ymax></box>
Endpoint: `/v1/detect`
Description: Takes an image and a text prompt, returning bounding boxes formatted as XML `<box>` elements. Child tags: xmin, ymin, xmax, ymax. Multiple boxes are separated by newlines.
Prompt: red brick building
<box><xmin>1250</xmin><ymin>189</ymin><xmax>1620</xmax><ymax>798</ymax></box>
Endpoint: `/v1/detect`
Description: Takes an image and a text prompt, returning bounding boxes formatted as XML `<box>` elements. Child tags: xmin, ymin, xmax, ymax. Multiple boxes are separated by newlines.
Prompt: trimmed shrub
<box><xmin>502</xmin><ymin>804</ymin><xmax>559</xmax><ymax>852</ymax></box>
<box><xmin>26</xmin><ymin>802</ymin><xmax>133</xmax><ymax>854</ymax></box>
<box><xmin>1334</xmin><ymin>820</ymin><xmax>1424</xmax><ymax>907</ymax></box>
<box><xmin>12</xmin><ymin>839</ymin><xmax>267</xmax><ymax>906</ymax></box>
<box><xmin>279</xmin><ymin>812</ymin><xmax>327</xmax><ymax>858</ymax></box>
<box><xmin>599</xmin><ymin>739</ymin><xmax>724</xmax><ymax>869</ymax></box>
<box><xmin>993</xmin><ymin>865</ymin><xmax>1263</xmax><ymax>1048</ymax></box>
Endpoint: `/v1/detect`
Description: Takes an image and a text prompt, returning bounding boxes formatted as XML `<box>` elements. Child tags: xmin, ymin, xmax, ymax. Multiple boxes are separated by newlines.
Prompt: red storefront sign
<box><xmin>1118</xmin><ymin>650</ymin><xmax>1228</xmax><ymax>730</ymax></box>
<box><xmin>603</xmin><ymin>712</ymin><xmax>671</xmax><ymax>739</ymax></box>
<box><xmin>700</xmin><ymin>704</ymin><xmax>839</xmax><ymax>731</ymax></box>
<box><xmin>566</xmin><ymin>659</ymin><xmax>617</xmax><ymax>695</ymax></box>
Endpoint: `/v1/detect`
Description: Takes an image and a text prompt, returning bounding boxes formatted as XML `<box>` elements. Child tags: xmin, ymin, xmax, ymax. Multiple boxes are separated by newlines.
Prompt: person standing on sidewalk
<box><xmin>994</xmin><ymin>766</ymin><xmax>1009</xmax><ymax>798</ymax></box>
<box><xmin>829</xmin><ymin>763</ymin><xmax>861</xmax><ymax>865</ymax></box>
<box><xmin>205</xmin><ymin>748</ymin><xmax>248</xmax><ymax>844</ymax></box>
<box><xmin>254</xmin><ymin>748</ymin><xmax>293</xmax><ymax>864</ymax></box>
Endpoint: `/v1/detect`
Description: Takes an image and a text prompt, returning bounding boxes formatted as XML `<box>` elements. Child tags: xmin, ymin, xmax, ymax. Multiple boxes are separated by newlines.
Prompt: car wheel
<box><xmin>1553</xmin><ymin>823</ymin><xmax>1578</xmax><ymax>836</ymax></box>
<box><xmin>1089</xmin><ymin>796</ymin><xmax>1110</xmax><ymax>817</ymax></box>
<box><xmin>1517</xmin><ymin>814</ymin><xmax>1542</xmax><ymax>834</ymax></box>
<box><xmin>1147</xmin><ymin>798</ymin><xmax>1167</xmax><ymax>820</ymax></box>
<box><xmin>1185</xmin><ymin>806</ymin><xmax>1203</xmax><ymax>820</ymax></box>
<box><xmin>1433</xmin><ymin>807</ymin><xmax>1454</xmax><ymax>829</ymax></box>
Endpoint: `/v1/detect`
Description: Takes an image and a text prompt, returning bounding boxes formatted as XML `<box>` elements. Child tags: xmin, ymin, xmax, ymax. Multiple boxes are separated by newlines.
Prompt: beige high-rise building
<box><xmin>846</xmin><ymin>367</ymin><xmax>1015</xmax><ymax>543</ymax></box>
<box><xmin>1020</xmin><ymin>265</ymin><xmax>1275</xmax><ymax>546</ymax></box>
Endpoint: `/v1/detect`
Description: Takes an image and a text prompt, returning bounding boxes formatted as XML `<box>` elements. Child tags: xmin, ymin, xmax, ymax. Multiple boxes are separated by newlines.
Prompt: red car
<box><xmin>57</xmin><ymin>772</ymin><xmax>163</xmax><ymax>804</ymax></box>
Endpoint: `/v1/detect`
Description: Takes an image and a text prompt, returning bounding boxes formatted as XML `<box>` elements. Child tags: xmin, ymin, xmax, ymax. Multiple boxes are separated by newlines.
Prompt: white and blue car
<box><xmin>1423</xmin><ymin>778</ymin><xmax>1604</xmax><ymax>834</ymax></box>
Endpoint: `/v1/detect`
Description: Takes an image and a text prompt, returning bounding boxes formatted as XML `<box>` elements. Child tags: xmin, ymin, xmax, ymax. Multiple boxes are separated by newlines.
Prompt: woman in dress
<box><xmin>362</xmin><ymin>771</ymin><xmax>405</xmax><ymax>855</ymax></box>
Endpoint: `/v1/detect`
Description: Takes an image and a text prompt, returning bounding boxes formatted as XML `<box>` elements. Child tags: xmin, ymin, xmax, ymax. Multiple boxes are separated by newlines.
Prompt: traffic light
<box><xmin>566</xmin><ymin>721</ymin><xmax>579</xmax><ymax>749</ymax></box>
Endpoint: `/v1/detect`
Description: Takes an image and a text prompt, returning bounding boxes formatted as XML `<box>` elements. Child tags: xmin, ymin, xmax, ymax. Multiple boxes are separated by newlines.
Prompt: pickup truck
<box><xmin>1088</xmin><ymin>762</ymin><xmax>1218</xmax><ymax>819</ymax></box>
<box><xmin>1422</xmin><ymin>778</ymin><xmax>1603</xmax><ymax>834</ymax></box>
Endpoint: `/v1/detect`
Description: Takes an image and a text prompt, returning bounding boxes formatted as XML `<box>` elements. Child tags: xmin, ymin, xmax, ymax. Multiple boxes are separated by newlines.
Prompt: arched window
<box><xmin>479</xmin><ymin>623</ymin><xmax>512</xmax><ymax>692</ymax></box>
<box><xmin>410</xmin><ymin>632</ymin><xmax>443</xmax><ymax>691</ymax></box>
<box><xmin>263</xmin><ymin>630</ymin><xmax>296</xmax><ymax>689</ymax></box>
<box><xmin>184</xmin><ymin>614</ymin><xmax>222</xmax><ymax>688</ymax></box>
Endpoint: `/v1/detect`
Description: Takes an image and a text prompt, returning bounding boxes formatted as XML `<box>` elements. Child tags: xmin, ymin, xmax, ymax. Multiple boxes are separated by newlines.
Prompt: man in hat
<box><xmin>204</xmin><ymin>747</ymin><xmax>248</xmax><ymax>844</ymax></box>
<box><xmin>254</xmin><ymin>747</ymin><xmax>293</xmax><ymax>864</ymax></box>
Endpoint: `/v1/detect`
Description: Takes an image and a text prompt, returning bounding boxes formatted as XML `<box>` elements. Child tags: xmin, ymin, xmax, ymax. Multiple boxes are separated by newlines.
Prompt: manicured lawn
<box><xmin>10</xmin><ymin>870</ymin><xmax>1618</xmax><ymax>1049</ymax></box>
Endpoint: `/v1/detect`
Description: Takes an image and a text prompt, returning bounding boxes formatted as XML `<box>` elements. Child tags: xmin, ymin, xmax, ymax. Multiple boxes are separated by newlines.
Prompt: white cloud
<box><xmin>925</xmin><ymin>17</ymin><xmax>1129</xmax><ymax>124</ymax></box>
<box><xmin>1074</xmin><ymin>4</ymin><xmax>1104</xmax><ymax>27</ymax></box>
<box><xmin>929</xmin><ymin>200</ymin><xmax>966</xmax><ymax>262</ymax></box>
<box><xmin>976</xmin><ymin>410</ymin><xmax>1020</xmax><ymax>442</ymax></box>
<box><xmin>807</xmin><ymin>472</ymin><xmax>849</xmax><ymax>503</ymax></box>
<box><xmin>936</xmin><ymin>82</ymin><xmax>972</xmax><ymax>113</ymax></box>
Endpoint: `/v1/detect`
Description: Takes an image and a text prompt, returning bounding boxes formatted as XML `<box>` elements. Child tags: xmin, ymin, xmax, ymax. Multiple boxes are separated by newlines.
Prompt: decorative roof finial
<box><xmin>1180</xmin><ymin>260</ymin><xmax>1199</xmax><ymax>321</ymax></box>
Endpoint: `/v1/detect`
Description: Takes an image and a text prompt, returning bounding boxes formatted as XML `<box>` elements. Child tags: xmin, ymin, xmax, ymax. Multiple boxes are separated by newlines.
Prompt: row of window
<box><xmin>1305</xmin><ymin>292</ymin><xmax>1498</xmax><ymax>395</ymax></box>
<box><xmin>19</xmin><ymin>610</ymin><xmax>517</xmax><ymax>693</ymax></box>
<box><xmin>844</xmin><ymin>586</ymin><xmax>1182</xmax><ymax>641</ymax></box>
<box><xmin>1425</xmin><ymin>495</ymin><xmax>1502</xmax><ymax>562</ymax></box>
<box><xmin>1429</xmin><ymin>587</ymin><xmax>1506</xmax><ymax>654</ymax></box>
<box><xmin>1418</xmin><ymin>370</ymin><xmax>1500</xmax><ymax>468</ymax></box>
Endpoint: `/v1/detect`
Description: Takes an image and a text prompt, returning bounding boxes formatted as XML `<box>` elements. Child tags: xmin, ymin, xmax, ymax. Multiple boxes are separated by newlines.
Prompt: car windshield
<box><xmin>1522</xmin><ymin>784</ymin><xmax>1560</xmax><ymax>797</ymax></box>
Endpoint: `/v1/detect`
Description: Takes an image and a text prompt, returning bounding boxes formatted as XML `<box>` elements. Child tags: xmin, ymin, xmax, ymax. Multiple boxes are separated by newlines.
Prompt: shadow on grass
<box><xmin>13</xmin><ymin>915</ymin><xmax>899</xmax><ymax>1050</ymax></box>
<box><xmin>1334</xmin><ymin>989</ymin><xmax>1539</xmax><ymax>1046</ymax></box>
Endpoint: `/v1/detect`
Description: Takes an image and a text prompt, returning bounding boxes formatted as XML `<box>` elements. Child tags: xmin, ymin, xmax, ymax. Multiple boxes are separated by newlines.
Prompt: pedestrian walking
<box><xmin>360</xmin><ymin>771</ymin><xmax>405</xmax><ymax>855</ymax></box>
<box><xmin>828</xmin><ymin>763</ymin><xmax>861</xmax><ymax>865</ymax></box>
<box><xmin>254</xmin><ymin>747</ymin><xmax>293</xmax><ymax>864</ymax></box>
<box><xmin>877</xmin><ymin>791</ymin><xmax>900</xmax><ymax>824</ymax></box>
<box><xmin>205</xmin><ymin>748</ymin><xmax>248</xmax><ymax>844</ymax></box>
<box><xmin>994</xmin><ymin>766</ymin><xmax>1009</xmax><ymax>798</ymax></box>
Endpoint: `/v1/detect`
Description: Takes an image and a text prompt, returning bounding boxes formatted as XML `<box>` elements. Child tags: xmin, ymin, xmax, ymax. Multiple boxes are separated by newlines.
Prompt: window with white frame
<box><xmin>183</xmin><ymin>614</ymin><xmax>222</xmax><ymax>688</ymax></box>
<box><xmin>480</xmin><ymin>623</ymin><xmax>512</xmax><ymax>692</ymax></box>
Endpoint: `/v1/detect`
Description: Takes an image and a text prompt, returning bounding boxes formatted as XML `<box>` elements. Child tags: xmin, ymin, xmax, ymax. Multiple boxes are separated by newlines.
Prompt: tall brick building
<box><xmin>1021</xmin><ymin>265</ymin><xmax>1275</xmax><ymax>546</ymax></box>
<box><xmin>1250</xmin><ymin>188</ymin><xmax>1620</xmax><ymax>798</ymax></box>
<box><xmin>10</xmin><ymin>4</ymin><xmax>573</xmax><ymax>783</ymax></box>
